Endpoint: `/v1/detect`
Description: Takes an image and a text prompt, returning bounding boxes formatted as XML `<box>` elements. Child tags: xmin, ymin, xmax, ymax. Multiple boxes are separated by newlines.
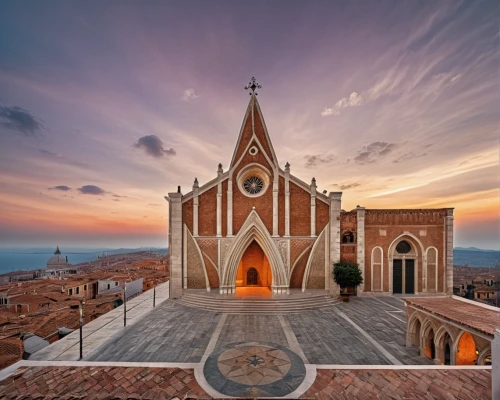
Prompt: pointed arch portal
<box><xmin>220</xmin><ymin>210</ymin><xmax>289</xmax><ymax>294</ymax></box>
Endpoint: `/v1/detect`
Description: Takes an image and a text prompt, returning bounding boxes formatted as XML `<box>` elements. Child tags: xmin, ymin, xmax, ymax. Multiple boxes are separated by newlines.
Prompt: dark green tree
<box><xmin>333</xmin><ymin>262</ymin><xmax>363</xmax><ymax>291</ymax></box>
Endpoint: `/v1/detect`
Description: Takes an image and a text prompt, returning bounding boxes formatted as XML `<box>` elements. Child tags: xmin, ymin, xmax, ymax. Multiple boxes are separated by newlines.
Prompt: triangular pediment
<box><xmin>230</xmin><ymin>96</ymin><xmax>278</xmax><ymax>169</ymax></box>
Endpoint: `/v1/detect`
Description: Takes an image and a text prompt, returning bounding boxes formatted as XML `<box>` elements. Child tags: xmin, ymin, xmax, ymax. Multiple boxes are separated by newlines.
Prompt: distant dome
<box><xmin>46</xmin><ymin>246</ymin><xmax>69</xmax><ymax>270</ymax></box>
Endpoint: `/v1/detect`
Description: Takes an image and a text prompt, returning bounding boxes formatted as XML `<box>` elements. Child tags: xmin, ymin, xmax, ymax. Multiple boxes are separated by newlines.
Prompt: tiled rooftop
<box><xmin>301</xmin><ymin>368</ymin><xmax>492</xmax><ymax>399</ymax></box>
<box><xmin>0</xmin><ymin>366</ymin><xmax>209</xmax><ymax>399</ymax></box>
<box><xmin>404</xmin><ymin>297</ymin><xmax>499</xmax><ymax>336</ymax></box>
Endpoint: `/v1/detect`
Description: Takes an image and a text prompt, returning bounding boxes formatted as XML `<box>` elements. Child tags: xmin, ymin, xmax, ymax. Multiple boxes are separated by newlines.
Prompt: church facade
<box><xmin>165</xmin><ymin>80</ymin><xmax>454</xmax><ymax>299</ymax></box>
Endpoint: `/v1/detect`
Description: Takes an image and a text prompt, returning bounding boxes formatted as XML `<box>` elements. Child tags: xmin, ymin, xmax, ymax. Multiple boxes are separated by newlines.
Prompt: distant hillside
<box><xmin>454</xmin><ymin>248</ymin><xmax>500</xmax><ymax>268</ymax></box>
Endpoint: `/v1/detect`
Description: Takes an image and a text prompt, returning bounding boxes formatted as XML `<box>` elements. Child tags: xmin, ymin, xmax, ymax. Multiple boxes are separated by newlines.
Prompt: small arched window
<box><xmin>342</xmin><ymin>231</ymin><xmax>355</xmax><ymax>243</ymax></box>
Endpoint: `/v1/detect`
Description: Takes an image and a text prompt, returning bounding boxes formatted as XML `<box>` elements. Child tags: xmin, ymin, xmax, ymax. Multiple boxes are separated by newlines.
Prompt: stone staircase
<box><xmin>173</xmin><ymin>292</ymin><xmax>341</xmax><ymax>314</ymax></box>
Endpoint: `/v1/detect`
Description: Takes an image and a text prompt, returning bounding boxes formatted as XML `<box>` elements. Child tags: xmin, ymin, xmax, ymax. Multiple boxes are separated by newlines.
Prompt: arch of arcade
<box><xmin>405</xmin><ymin>297</ymin><xmax>497</xmax><ymax>366</ymax></box>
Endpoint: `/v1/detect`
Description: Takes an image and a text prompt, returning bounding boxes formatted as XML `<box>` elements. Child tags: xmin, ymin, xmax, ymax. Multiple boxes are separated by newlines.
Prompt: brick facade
<box><xmin>167</xmin><ymin>92</ymin><xmax>453</xmax><ymax>297</ymax></box>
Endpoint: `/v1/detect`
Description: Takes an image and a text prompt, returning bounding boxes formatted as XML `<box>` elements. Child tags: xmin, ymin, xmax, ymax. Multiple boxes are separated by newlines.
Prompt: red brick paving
<box><xmin>301</xmin><ymin>369</ymin><xmax>492</xmax><ymax>400</ymax></box>
<box><xmin>0</xmin><ymin>366</ymin><xmax>210</xmax><ymax>399</ymax></box>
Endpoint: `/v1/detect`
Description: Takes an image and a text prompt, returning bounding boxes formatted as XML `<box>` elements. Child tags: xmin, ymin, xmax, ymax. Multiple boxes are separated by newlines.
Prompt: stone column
<box><xmin>216</xmin><ymin>164</ymin><xmax>223</xmax><ymax>237</ymax></box>
<box><xmin>227</xmin><ymin>178</ymin><xmax>233</xmax><ymax>236</ymax></box>
<box><xmin>166</xmin><ymin>189</ymin><xmax>183</xmax><ymax>299</ymax></box>
<box><xmin>284</xmin><ymin>162</ymin><xmax>290</xmax><ymax>237</ymax></box>
<box><xmin>193</xmin><ymin>178</ymin><xmax>199</xmax><ymax>237</ymax></box>
<box><xmin>329</xmin><ymin>192</ymin><xmax>342</xmax><ymax>296</ymax></box>
<box><xmin>445</xmin><ymin>208</ymin><xmax>454</xmax><ymax>295</ymax></box>
<box><xmin>272</xmin><ymin>171</ymin><xmax>279</xmax><ymax>237</ymax></box>
<box><xmin>493</xmin><ymin>329</ymin><xmax>500</xmax><ymax>400</ymax></box>
<box><xmin>310</xmin><ymin>178</ymin><xmax>317</xmax><ymax>237</ymax></box>
<box><xmin>357</xmin><ymin>206</ymin><xmax>366</xmax><ymax>295</ymax></box>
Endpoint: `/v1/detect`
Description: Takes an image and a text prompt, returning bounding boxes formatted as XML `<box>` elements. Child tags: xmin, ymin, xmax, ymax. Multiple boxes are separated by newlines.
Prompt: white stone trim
<box><xmin>424</xmin><ymin>246</ymin><xmax>439</xmax><ymax>292</ymax></box>
<box><xmin>227</xmin><ymin>179</ymin><xmax>233</xmax><ymax>236</ymax></box>
<box><xmin>370</xmin><ymin>246</ymin><xmax>384</xmax><ymax>292</ymax></box>
<box><xmin>302</xmin><ymin>225</ymin><xmax>327</xmax><ymax>292</ymax></box>
<box><xmin>388</xmin><ymin>232</ymin><xmax>424</xmax><ymax>295</ymax></box>
<box><xmin>445</xmin><ymin>210</ymin><xmax>454</xmax><ymax>295</ymax></box>
<box><xmin>216</xmin><ymin>175</ymin><xmax>222</xmax><ymax>237</ymax></box>
<box><xmin>273</xmin><ymin>174</ymin><xmax>279</xmax><ymax>236</ymax></box>
<box><xmin>314</xmin><ymin>364</ymin><xmax>491</xmax><ymax>370</ymax></box>
<box><xmin>329</xmin><ymin>192</ymin><xmax>342</xmax><ymax>296</ymax></box>
<box><xmin>183</xmin><ymin>224</ymin><xmax>188</xmax><ymax>289</ymax></box>
<box><xmin>284</xmin><ymin>165</ymin><xmax>290</xmax><ymax>236</ymax></box>
<box><xmin>188</xmin><ymin>230</ymin><xmax>211</xmax><ymax>292</ymax></box>
<box><xmin>356</xmin><ymin>207</ymin><xmax>366</xmax><ymax>294</ymax></box>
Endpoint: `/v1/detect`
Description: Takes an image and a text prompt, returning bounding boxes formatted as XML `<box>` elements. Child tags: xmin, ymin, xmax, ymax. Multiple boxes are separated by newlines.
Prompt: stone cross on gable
<box><xmin>245</xmin><ymin>77</ymin><xmax>262</xmax><ymax>95</ymax></box>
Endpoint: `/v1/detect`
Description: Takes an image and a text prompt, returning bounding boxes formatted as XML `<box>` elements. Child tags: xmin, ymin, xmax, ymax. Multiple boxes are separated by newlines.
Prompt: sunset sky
<box><xmin>0</xmin><ymin>1</ymin><xmax>498</xmax><ymax>249</ymax></box>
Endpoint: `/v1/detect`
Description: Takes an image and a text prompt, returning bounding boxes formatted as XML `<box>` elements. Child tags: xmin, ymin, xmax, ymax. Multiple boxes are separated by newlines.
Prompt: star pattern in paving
<box><xmin>217</xmin><ymin>344</ymin><xmax>292</xmax><ymax>386</ymax></box>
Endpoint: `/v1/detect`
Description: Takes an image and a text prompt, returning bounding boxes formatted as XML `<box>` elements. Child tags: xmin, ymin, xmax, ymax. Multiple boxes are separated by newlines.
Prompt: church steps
<box><xmin>173</xmin><ymin>293</ymin><xmax>341</xmax><ymax>313</ymax></box>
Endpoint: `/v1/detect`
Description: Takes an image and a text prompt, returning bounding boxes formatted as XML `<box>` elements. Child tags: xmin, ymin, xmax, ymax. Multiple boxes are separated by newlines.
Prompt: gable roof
<box><xmin>229</xmin><ymin>95</ymin><xmax>278</xmax><ymax>170</ymax></box>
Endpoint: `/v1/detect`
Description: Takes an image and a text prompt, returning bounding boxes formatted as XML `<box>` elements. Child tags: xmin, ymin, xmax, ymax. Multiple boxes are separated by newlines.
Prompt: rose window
<box><xmin>243</xmin><ymin>176</ymin><xmax>264</xmax><ymax>195</ymax></box>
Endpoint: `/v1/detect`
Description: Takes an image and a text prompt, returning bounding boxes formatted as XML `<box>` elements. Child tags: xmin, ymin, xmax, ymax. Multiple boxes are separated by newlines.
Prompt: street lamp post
<box><xmin>123</xmin><ymin>286</ymin><xmax>127</xmax><ymax>327</ymax></box>
<box><xmin>79</xmin><ymin>299</ymin><xmax>85</xmax><ymax>360</ymax></box>
<box><xmin>153</xmin><ymin>283</ymin><xmax>156</xmax><ymax>308</ymax></box>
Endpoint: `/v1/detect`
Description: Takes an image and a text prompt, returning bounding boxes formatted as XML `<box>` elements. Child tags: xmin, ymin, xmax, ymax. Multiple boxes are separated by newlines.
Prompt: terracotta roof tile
<box><xmin>405</xmin><ymin>297</ymin><xmax>499</xmax><ymax>336</ymax></box>
<box><xmin>301</xmin><ymin>369</ymin><xmax>491</xmax><ymax>399</ymax></box>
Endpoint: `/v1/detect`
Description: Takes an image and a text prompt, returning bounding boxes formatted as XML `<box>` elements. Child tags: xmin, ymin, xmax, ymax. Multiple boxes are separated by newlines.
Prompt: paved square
<box><xmin>83</xmin><ymin>296</ymin><xmax>433</xmax><ymax>366</ymax></box>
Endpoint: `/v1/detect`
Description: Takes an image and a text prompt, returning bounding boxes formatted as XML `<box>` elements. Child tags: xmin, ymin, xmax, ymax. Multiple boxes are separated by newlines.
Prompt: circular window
<box><xmin>243</xmin><ymin>176</ymin><xmax>264</xmax><ymax>195</ymax></box>
<box><xmin>249</xmin><ymin>146</ymin><xmax>259</xmax><ymax>156</ymax></box>
<box><xmin>396</xmin><ymin>240</ymin><xmax>411</xmax><ymax>254</ymax></box>
<box><xmin>236</xmin><ymin>164</ymin><xmax>270</xmax><ymax>198</ymax></box>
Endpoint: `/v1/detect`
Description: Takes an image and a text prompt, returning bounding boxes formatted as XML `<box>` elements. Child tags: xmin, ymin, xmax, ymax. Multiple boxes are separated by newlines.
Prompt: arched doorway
<box><xmin>235</xmin><ymin>240</ymin><xmax>272</xmax><ymax>295</ymax></box>
<box><xmin>442</xmin><ymin>332</ymin><xmax>452</xmax><ymax>365</ymax></box>
<box><xmin>390</xmin><ymin>237</ymin><xmax>421</xmax><ymax>294</ymax></box>
<box><xmin>456</xmin><ymin>332</ymin><xmax>477</xmax><ymax>365</ymax></box>
<box><xmin>424</xmin><ymin>328</ymin><xmax>435</xmax><ymax>360</ymax></box>
<box><xmin>247</xmin><ymin>268</ymin><xmax>258</xmax><ymax>285</ymax></box>
<box><xmin>414</xmin><ymin>319</ymin><xmax>421</xmax><ymax>348</ymax></box>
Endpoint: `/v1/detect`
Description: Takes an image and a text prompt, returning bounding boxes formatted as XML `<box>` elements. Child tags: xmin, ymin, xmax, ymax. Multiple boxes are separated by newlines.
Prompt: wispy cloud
<box><xmin>0</xmin><ymin>106</ymin><xmax>43</xmax><ymax>135</ymax></box>
<box><xmin>354</xmin><ymin>141</ymin><xmax>405</xmax><ymax>164</ymax></box>
<box><xmin>321</xmin><ymin>92</ymin><xmax>363</xmax><ymax>117</ymax></box>
<box><xmin>48</xmin><ymin>185</ymin><xmax>72</xmax><ymax>191</ymax></box>
<box><xmin>134</xmin><ymin>135</ymin><xmax>176</xmax><ymax>158</ymax></box>
<box><xmin>182</xmin><ymin>88</ymin><xmax>200</xmax><ymax>102</ymax></box>
<box><xmin>304</xmin><ymin>154</ymin><xmax>337</xmax><ymax>168</ymax></box>
<box><xmin>77</xmin><ymin>185</ymin><xmax>106</xmax><ymax>195</ymax></box>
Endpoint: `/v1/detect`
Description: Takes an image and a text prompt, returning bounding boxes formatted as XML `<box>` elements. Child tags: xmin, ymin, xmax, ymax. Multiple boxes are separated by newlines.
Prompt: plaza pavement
<box><xmin>0</xmin><ymin>283</ymin><xmax>492</xmax><ymax>399</ymax></box>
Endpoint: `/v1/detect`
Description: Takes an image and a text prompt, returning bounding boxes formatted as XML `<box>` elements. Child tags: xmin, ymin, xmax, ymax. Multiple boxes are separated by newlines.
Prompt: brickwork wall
<box><xmin>198</xmin><ymin>186</ymin><xmax>217</xmax><ymax>236</ymax></box>
<box><xmin>290</xmin><ymin>239</ymin><xmax>315</xmax><ymax>269</ymax></box>
<box><xmin>290</xmin><ymin>247</ymin><xmax>312</xmax><ymax>288</ymax></box>
<box><xmin>196</xmin><ymin>239</ymin><xmax>219</xmax><ymax>288</ymax></box>
<box><xmin>364</xmin><ymin>209</ymin><xmax>447</xmax><ymax>293</ymax></box>
<box><xmin>186</xmin><ymin>231</ymin><xmax>206</xmax><ymax>289</ymax></box>
<box><xmin>290</xmin><ymin>182</ymin><xmax>311</xmax><ymax>236</ymax></box>
<box><xmin>316</xmin><ymin>199</ymin><xmax>329</xmax><ymax>236</ymax></box>
<box><xmin>182</xmin><ymin>199</ymin><xmax>193</xmax><ymax>235</ymax></box>
<box><xmin>232</xmin><ymin>142</ymin><xmax>274</xmax><ymax>235</ymax></box>
<box><xmin>340</xmin><ymin>211</ymin><xmax>357</xmax><ymax>264</ymax></box>
<box><xmin>201</xmin><ymin>253</ymin><xmax>219</xmax><ymax>288</ymax></box>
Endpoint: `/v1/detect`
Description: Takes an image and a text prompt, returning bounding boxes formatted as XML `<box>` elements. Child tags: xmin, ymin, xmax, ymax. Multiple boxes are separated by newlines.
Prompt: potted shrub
<box><xmin>333</xmin><ymin>262</ymin><xmax>363</xmax><ymax>302</ymax></box>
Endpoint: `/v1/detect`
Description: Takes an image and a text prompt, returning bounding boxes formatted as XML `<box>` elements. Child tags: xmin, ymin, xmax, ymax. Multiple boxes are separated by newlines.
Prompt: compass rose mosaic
<box><xmin>203</xmin><ymin>341</ymin><xmax>306</xmax><ymax>397</ymax></box>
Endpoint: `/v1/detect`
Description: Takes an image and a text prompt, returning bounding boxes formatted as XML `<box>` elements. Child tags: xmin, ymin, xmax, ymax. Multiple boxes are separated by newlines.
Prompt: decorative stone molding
<box><xmin>219</xmin><ymin>209</ymin><xmax>289</xmax><ymax>294</ymax></box>
<box><xmin>274</xmin><ymin>239</ymin><xmax>289</xmax><ymax>268</ymax></box>
<box><xmin>356</xmin><ymin>207</ymin><xmax>366</xmax><ymax>294</ymax></box>
<box><xmin>302</xmin><ymin>226</ymin><xmax>327</xmax><ymax>291</ymax></box>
